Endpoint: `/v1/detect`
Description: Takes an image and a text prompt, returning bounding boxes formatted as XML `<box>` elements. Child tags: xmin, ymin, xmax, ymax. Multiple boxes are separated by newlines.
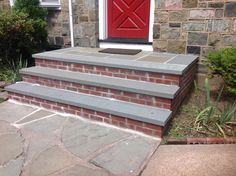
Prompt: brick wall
<box><xmin>153</xmin><ymin>0</ymin><xmax>236</xmax><ymax>72</ymax></box>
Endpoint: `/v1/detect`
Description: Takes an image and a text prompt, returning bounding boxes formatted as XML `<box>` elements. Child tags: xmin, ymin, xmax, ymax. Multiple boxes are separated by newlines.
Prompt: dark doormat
<box><xmin>99</xmin><ymin>48</ymin><xmax>142</xmax><ymax>55</ymax></box>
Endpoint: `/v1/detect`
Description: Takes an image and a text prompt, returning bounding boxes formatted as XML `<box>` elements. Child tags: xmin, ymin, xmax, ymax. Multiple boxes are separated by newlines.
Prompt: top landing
<box><xmin>33</xmin><ymin>47</ymin><xmax>199</xmax><ymax>75</ymax></box>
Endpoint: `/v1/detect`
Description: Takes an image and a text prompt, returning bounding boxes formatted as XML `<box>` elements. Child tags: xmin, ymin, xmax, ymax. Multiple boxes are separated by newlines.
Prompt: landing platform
<box><xmin>33</xmin><ymin>47</ymin><xmax>198</xmax><ymax>75</ymax></box>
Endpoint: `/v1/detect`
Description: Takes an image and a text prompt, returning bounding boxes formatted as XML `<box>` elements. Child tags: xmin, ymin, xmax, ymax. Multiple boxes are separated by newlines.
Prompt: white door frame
<box><xmin>98</xmin><ymin>0</ymin><xmax>155</xmax><ymax>42</ymax></box>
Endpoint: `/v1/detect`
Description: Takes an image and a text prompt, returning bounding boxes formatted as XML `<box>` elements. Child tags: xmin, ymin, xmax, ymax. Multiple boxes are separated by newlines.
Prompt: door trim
<box><xmin>99</xmin><ymin>0</ymin><xmax>155</xmax><ymax>42</ymax></box>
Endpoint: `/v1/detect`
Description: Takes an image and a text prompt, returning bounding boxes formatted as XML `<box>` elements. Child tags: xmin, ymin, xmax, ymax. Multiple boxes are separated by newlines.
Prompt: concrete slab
<box><xmin>0</xmin><ymin>101</ymin><xmax>36</xmax><ymax>123</ymax></box>
<box><xmin>62</xmin><ymin>117</ymin><xmax>131</xmax><ymax>159</ymax></box>
<box><xmin>16</xmin><ymin>110</ymin><xmax>54</xmax><ymax>124</ymax></box>
<box><xmin>142</xmin><ymin>144</ymin><xmax>236</xmax><ymax>176</ymax></box>
<box><xmin>91</xmin><ymin>136</ymin><xmax>159</xmax><ymax>176</ymax></box>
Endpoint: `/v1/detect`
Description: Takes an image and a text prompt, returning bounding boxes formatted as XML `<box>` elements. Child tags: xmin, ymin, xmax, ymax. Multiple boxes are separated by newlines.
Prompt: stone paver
<box><xmin>16</xmin><ymin>110</ymin><xmax>54</xmax><ymax>124</ymax></box>
<box><xmin>142</xmin><ymin>144</ymin><xmax>236</xmax><ymax>176</ymax></box>
<box><xmin>49</xmin><ymin>164</ymin><xmax>113</xmax><ymax>176</ymax></box>
<box><xmin>92</xmin><ymin>136</ymin><xmax>158</xmax><ymax>176</ymax></box>
<box><xmin>0</xmin><ymin>101</ymin><xmax>36</xmax><ymax>123</ymax></box>
<box><xmin>0</xmin><ymin>101</ymin><xmax>160</xmax><ymax>176</ymax></box>
<box><xmin>0</xmin><ymin>120</ymin><xmax>24</xmax><ymax>176</ymax></box>
<box><xmin>29</xmin><ymin>146</ymin><xmax>77</xmax><ymax>176</ymax></box>
<box><xmin>0</xmin><ymin>156</ymin><xmax>24</xmax><ymax>176</ymax></box>
<box><xmin>0</xmin><ymin>133</ymin><xmax>24</xmax><ymax>165</ymax></box>
<box><xmin>62</xmin><ymin>118</ymin><xmax>131</xmax><ymax>159</ymax></box>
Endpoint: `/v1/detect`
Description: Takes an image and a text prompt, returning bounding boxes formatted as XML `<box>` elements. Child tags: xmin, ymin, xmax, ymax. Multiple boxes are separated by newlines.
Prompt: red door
<box><xmin>108</xmin><ymin>0</ymin><xmax>151</xmax><ymax>39</ymax></box>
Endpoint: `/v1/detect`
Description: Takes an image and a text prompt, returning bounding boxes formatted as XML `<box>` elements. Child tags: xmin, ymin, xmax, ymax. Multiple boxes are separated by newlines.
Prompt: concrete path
<box><xmin>0</xmin><ymin>101</ymin><xmax>160</xmax><ymax>176</ymax></box>
<box><xmin>142</xmin><ymin>144</ymin><xmax>236</xmax><ymax>176</ymax></box>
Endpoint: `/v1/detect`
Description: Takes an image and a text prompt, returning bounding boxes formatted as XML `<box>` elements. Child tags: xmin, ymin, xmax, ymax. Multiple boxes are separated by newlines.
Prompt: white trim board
<box><xmin>99</xmin><ymin>42</ymin><xmax>153</xmax><ymax>51</ymax></box>
<box><xmin>99</xmin><ymin>0</ymin><xmax>155</xmax><ymax>43</ymax></box>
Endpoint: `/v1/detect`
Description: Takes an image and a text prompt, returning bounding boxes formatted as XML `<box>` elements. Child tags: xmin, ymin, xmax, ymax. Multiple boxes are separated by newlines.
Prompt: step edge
<box><xmin>20</xmin><ymin>67</ymin><xmax>180</xmax><ymax>99</ymax></box>
<box><xmin>32</xmin><ymin>53</ymin><xmax>186</xmax><ymax>75</ymax></box>
<box><xmin>6</xmin><ymin>83</ymin><xmax>172</xmax><ymax>127</ymax></box>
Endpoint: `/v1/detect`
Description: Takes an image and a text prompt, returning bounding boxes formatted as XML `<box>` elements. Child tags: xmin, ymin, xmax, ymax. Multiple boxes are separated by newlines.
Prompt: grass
<box><xmin>164</xmin><ymin>82</ymin><xmax>236</xmax><ymax>139</ymax></box>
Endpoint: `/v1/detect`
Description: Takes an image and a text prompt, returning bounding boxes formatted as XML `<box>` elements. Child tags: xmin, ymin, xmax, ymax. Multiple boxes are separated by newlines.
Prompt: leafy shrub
<box><xmin>14</xmin><ymin>0</ymin><xmax>48</xmax><ymax>53</ymax></box>
<box><xmin>0</xmin><ymin>10</ymin><xmax>33</xmax><ymax>70</ymax></box>
<box><xmin>206</xmin><ymin>48</ymin><xmax>236</xmax><ymax>95</ymax></box>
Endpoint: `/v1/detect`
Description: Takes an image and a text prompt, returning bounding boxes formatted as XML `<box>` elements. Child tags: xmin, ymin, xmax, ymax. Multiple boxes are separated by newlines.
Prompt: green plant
<box><xmin>0</xmin><ymin>58</ymin><xmax>27</xmax><ymax>82</ymax></box>
<box><xmin>0</xmin><ymin>10</ymin><xmax>33</xmax><ymax>70</ymax></box>
<box><xmin>14</xmin><ymin>0</ymin><xmax>48</xmax><ymax>53</ymax></box>
<box><xmin>194</xmin><ymin>79</ymin><xmax>236</xmax><ymax>137</ymax></box>
<box><xmin>206</xmin><ymin>48</ymin><xmax>236</xmax><ymax>95</ymax></box>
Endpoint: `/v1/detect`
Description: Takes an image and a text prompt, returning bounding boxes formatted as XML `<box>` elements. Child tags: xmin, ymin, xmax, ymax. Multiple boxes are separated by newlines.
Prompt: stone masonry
<box><xmin>153</xmin><ymin>0</ymin><xmax>236</xmax><ymax>72</ymax></box>
<box><xmin>1</xmin><ymin>0</ymin><xmax>236</xmax><ymax>71</ymax></box>
<box><xmin>0</xmin><ymin>0</ymin><xmax>9</xmax><ymax>10</ymax></box>
<box><xmin>47</xmin><ymin>0</ymin><xmax>99</xmax><ymax>48</ymax></box>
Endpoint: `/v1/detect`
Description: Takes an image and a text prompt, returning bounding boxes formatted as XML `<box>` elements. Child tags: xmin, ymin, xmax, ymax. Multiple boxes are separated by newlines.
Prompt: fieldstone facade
<box><xmin>0</xmin><ymin>0</ymin><xmax>9</xmax><ymax>10</ymax></box>
<box><xmin>153</xmin><ymin>0</ymin><xmax>236</xmax><ymax>60</ymax></box>
<box><xmin>1</xmin><ymin>0</ymin><xmax>236</xmax><ymax>63</ymax></box>
<box><xmin>47</xmin><ymin>0</ymin><xmax>98</xmax><ymax>48</ymax></box>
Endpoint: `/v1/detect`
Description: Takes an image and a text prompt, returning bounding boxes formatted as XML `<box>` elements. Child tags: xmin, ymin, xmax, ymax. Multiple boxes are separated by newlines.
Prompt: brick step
<box><xmin>6</xmin><ymin>82</ymin><xmax>172</xmax><ymax>137</ymax></box>
<box><xmin>33</xmin><ymin>48</ymin><xmax>198</xmax><ymax>86</ymax></box>
<box><xmin>21</xmin><ymin>67</ymin><xmax>179</xmax><ymax>109</ymax></box>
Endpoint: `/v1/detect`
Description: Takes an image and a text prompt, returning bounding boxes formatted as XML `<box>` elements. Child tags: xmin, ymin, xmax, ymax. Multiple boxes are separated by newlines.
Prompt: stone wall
<box><xmin>0</xmin><ymin>0</ymin><xmax>9</xmax><ymax>10</ymax></box>
<box><xmin>47</xmin><ymin>0</ymin><xmax>98</xmax><ymax>48</ymax></box>
<box><xmin>153</xmin><ymin>0</ymin><xmax>236</xmax><ymax>72</ymax></box>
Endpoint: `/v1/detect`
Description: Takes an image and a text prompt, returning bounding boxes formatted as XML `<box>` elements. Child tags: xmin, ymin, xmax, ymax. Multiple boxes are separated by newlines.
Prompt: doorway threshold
<box><xmin>99</xmin><ymin>42</ymin><xmax>153</xmax><ymax>51</ymax></box>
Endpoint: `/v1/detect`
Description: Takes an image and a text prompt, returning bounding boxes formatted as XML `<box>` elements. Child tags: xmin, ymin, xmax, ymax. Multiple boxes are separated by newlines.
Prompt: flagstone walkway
<box><xmin>0</xmin><ymin>101</ymin><xmax>160</xmax><ymax>176</ymax></box>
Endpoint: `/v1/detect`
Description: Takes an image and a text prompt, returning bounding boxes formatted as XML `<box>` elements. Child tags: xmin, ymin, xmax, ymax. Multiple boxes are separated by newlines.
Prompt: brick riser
<box><xmin>172</xmin><ymin>64</ymin><xmax>197</xmax><ymax>115</ymax></box>
<box><xmin>22</xmin><ymin>75</ymin><xmax>172</xmax><ymax>109</ymax></box>
<box><xmin>8</xmin><ymin>92</ymin><xmax>164</xmax><ymax>137</ymax></box>
<box><xmin>35</xmin><ymin>59</ymin><xmax>180</xmax><ymax>86</ymax></box>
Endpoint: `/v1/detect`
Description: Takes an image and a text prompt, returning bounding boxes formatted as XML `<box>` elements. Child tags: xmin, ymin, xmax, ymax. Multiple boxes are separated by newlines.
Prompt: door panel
<box><xmin>108</xmin><ymin>0</ymin><xmax>151</xmax><ymax>39</ymax></box>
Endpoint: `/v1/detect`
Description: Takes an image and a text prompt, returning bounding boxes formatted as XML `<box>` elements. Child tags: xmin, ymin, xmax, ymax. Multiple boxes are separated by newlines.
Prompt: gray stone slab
<box><xmin>0</xmin><ymin>120</ymin><xmax>18</xmax><ymax>134</ymax></box>
<box><xmin>91</xmin><ymin>136</ymin><xmax>159</xmax><ymax>176</ymax></box>
<box><xmin>62</xmin><ymin>117</ymin><xmax>130</xmax><ymax>159</ymax></box>
<box><xmin>0</xmin><ymin>133</ymin><xmax>24</xmax><ymax>165</ymax></box>
<box><xmin>137</xmin><ymin>56</ymin><xmax>171</xmax><ymax>63</ymax></box>
<box><xmin>0</xmin><ymin>156</ymin><xmax>24</xmax><ymax>176</ymax></box>
<box><xmin>167</xmin><ymin>55</ymin><xmax>198</xmax><ymax>66</ymax></box>
<box><xmin>16</xmin><ymin>110</ymin><xmax>54</xmax><ymax>124</ymax></box>
<box><xmin>142</xmin><ymin>144</ymin><xmax>236</xmax><ymax>176</ymax></box>
<box><xmin>21</xmin><ymin>67</ymin><xmax>179</xmax><ymax>98</ymax></box>
<box><xmin>49</xmin><ymin>164</ymin><xmax>113</xmax><ymax>176</ymax></box>
<box><xmin>0</xmin><ymin>101</ymin><xmax>36</xmax><ymax>123</ymax></box>
<box><xmin>29</xmin><ymin>146</ymin><xmax>77</xmax><ymax>176</ymax></box>
<box><xmin>22</xmin><ymin>114</ymin><xmax>66</xmax><ymax>134</ymax></box>
<box><xmin>6</xmin><ymin>82</ymin><xmax>172</xmax><ymax>126</ymax></box>
<box><xmin>33</xmin><ymin>52</ymin><xmax>187</xmax><ymax>75</ymax></box>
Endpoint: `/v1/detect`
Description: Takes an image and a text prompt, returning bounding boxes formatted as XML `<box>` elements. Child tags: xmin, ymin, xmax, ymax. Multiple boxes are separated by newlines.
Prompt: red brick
<box><xmin>126</xmin><ymin>119</ymin><xmax>144</xmax><ymax>127</ymax></box>
<box><xmin>82</xmin><ymin>108</ymin><xmax>95</xmax><ymax>115</ymax></box>
<box><xmin>143</xmin><ymin>123</ymin><xmax>163</xmax><ymax>131</ymax></box>
<box><xmin>136</xmin><ymin>126</ymin><xmax>153</xmax><ymax>135</ymax></box>
<box><xmin>111</xmin><ymin>115</ymin><xmax>125</xmax><ymax>122</ymax></box>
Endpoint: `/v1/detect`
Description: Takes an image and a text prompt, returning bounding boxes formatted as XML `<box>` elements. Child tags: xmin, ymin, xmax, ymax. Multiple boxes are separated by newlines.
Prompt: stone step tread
<box><xmin>33</xmin><ymin>50</ymin><xmax>198</xmax><ymax>75</ymax></box>
<box><xmin>6</xmin><ymin>82</ymin><xmax>172</xmax><ymax>126</ymax></box>
<box><xmin>21</xmin><ymin>67</ymin><xmax>179</xmax><ymax>99</ymax></box>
